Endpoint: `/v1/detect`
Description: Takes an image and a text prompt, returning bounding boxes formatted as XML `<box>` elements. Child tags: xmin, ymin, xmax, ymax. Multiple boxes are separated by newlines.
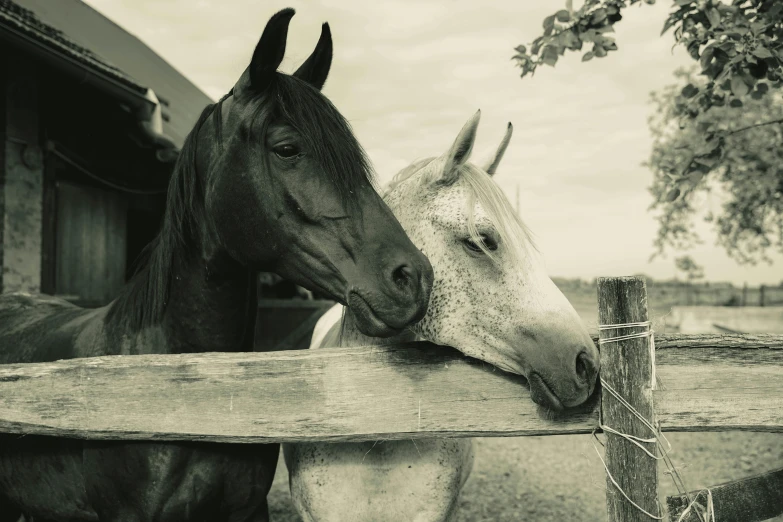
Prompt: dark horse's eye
<box><xmin>463</xmin><ymin>234</ymin><xmax>498</xmax><ymax>254</ymax></box>
<box><xmin>273</xmin><ymin>144</ymin><xmax>300</xmax><ymax>159</ymax></box>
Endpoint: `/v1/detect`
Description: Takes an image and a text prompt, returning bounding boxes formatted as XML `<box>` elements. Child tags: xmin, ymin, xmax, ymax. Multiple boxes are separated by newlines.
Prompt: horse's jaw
<box><xmin>337</xmin><ymin>306</ymin><xmax>418</xmax><ymax>348</ymax></box>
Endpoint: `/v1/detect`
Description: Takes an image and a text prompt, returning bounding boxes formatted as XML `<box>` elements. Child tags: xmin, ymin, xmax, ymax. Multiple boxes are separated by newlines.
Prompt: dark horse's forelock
<box><xmin>107</xmin><ymin>73</ymin><xmax>375</xmax><ymax>331</ymax></box>
<box><xmin>251</xmin><ymin>74</ymin><xmax>377</xmax><ymax>201</ymax></box>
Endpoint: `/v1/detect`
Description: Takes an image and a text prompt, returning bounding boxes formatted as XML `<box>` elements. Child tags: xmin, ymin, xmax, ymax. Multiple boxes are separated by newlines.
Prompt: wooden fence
<box><xmin>0</xmin><ymin>277</ymin><xmax>780</xmax><ymax>521</ymax></box>
<box><xmin>672</xmin><ymin>283</ymin><xmax>783</xmax><ymax>307</ymax></box>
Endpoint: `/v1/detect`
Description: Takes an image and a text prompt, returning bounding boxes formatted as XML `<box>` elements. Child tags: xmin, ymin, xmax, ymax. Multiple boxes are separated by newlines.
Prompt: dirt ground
<box><xmin>268</xmin><ymin>432</ymin><xmax>783</xmax><ymax>521</ymax></box>
<box><xmin>267</xmin><ymin>288</ymin><xmax>783</xmax><ymax>521</ymax></box>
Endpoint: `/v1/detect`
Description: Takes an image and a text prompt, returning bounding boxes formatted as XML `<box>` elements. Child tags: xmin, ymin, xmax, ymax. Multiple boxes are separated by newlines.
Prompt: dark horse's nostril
<box><xmin>392</xmin><ymin>264</ymin><xmax>415</xmax><ymax>289</ymax></box>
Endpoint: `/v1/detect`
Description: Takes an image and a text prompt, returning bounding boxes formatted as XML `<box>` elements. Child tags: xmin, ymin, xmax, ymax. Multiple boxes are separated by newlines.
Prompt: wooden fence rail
<box><xmin>1</xmin><ymin>276</ymin><xmax>781</xmax><ymax>521</ymax></box>
<box><xmin>0</xmin><ymin>335</ymin><xmax>780</xmax><ymax>443</ymax></box>
<box><xmin>667</xmin><ymin>467</ymin><xmax>783</xmax><ymax>522</ymax></box>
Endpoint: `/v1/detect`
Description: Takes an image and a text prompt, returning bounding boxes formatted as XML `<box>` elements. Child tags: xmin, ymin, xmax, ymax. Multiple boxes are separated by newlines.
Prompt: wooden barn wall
<box><xmin>55</xmin><ymin>181</ymin><xmax>127</xmax><ymax>306</ymax></box>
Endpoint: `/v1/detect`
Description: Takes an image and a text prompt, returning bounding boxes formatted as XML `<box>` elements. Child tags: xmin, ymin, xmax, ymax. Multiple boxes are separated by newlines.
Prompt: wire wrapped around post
<box><xmin>597</xmin><ymin>276</ymin><xmax>661</xmax><ymax>522</ymax></box>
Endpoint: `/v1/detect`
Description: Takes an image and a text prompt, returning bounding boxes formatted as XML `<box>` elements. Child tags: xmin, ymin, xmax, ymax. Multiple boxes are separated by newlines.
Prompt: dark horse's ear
<box><xmin>248</xmin><ymin>8</ymin><xmax>296</xmax><ymax>91</ymax></box>
<box><xmin>293</xmin><ymin>23</ymin><xmax>333</xmax><ymax>90</ymax></box>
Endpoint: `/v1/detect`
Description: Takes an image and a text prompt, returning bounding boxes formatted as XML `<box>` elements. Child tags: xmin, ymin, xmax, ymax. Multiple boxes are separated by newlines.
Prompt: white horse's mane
<box><xmin>382</xmin><ymin>156</ymin><xmax>537</xmax><ymax>264</ymax></box>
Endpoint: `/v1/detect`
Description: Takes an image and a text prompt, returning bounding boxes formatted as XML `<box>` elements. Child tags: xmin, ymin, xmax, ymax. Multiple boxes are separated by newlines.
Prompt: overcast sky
<box><xmin>84</xmin><ymin>0</ymin><xmax>783</xmax><ymax>285</ymax></box>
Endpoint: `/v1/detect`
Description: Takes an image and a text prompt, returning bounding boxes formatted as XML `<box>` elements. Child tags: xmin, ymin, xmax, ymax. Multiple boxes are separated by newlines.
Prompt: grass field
<box><xmin>266</xmin><ymin>285</ymin><xmax>783</xmax><ymax>521</ymax></box>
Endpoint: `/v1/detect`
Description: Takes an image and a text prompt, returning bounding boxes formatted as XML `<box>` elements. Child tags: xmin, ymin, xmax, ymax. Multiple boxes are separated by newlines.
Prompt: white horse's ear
<box><xmin>435</xmin><ymin>110</ymin><xmax>481</xmax><ymax>185</ymax></box>
<box><xmin>482</xmin><ymin>122</ymin><xmax>513</xmax><ymax>177</ymax></box>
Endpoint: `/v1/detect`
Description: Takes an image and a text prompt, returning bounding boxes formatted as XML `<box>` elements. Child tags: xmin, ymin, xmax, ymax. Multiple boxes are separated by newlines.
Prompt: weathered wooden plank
<box><xmin>591</xmin><ymin>333</ymin><xmax>783</xmax><ymax>350</ymax></box>
<box><xmin>653</xmin><ymin>333</ymin><xmax>783</xmax><ymax>350</ymax></box>
<box><xmin>0</xmin><ymin>342</ymin><xmax>598</xmax><ymax>443</ymax></box>
<box><xmin>655</xmin><ymin>344</ymin><xmax>783</xmax><ymax>433</ymax></box>
<box><xmin>666</xmin><ymin>467</ymin><xmax>783</xmax><ymax>522</ymax></box>
<box><xmin>0</xmin><ymin>335</ymin><xmax>780</xmax><ymax>443</ymax></box>
<box><xmin>598</xmin><ymin>276</ymin><xmax>660</xmax><ymax>522</ymax></box>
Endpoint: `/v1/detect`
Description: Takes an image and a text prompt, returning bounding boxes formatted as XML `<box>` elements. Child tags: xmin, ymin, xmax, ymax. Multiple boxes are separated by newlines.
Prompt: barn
<box><xmin>0</xmin><ymin>0</ymin><xmax>213</xmax><ymax>306</ymax></box>
<box><xmin>0</xmin><ymin>0</ymin><xmax>331</xmax><ymax>350</ymax></box>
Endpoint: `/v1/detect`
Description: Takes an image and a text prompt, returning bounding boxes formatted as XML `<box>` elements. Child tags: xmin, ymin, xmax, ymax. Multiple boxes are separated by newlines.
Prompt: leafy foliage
<box><xmin>516</xmin><ymin>1</ymin><xmax>783</xmax><ymax>263</ymax></box>
<box><xmin>515</xmin><ymin>0</ymin><xmax>783</xmax><ymax>108</ymax></box>
<box><xmin>648</xmin><ymin>68</ymin><xmax>783</xmax><ymax>264</ymax></box>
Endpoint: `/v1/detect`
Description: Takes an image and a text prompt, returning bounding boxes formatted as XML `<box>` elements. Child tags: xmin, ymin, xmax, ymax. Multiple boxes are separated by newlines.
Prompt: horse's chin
<box><xmin>455</xmin><ymin>350</ymin><xmax>569</xmax><ymax>412</ymax></box>
<box><xmin>527</xmin><ymin>373</ymin><xmax>565</xmax><ymax>412</ymax></box>
<box><xmin>346</xmin><ymin>293</ymin><xmax>403</xmax><ymax>338</ymax></box>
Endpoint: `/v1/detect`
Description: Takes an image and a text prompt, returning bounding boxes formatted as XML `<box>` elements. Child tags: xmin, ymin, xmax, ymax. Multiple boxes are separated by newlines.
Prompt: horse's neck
<box><xmin>163</xmin><ymin>253</ymin><xmax>256</xmax><ymax>354</ymax></box>
<box><xmin>106</xmin><ymin>245</ymin><xmax>257</xmax><ymax>356</ymax></box>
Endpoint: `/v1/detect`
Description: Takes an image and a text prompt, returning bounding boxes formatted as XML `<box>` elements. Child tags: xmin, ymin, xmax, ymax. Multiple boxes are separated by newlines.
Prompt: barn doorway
<box><xmin>54</xmin><ymin>181</ymin><xmax>128</xmax><ymax>307</ymax></box>
<box><xmin>45</xmin><ymin>150</ymin><xmax>166</xmax><ymax>308</ymax></box>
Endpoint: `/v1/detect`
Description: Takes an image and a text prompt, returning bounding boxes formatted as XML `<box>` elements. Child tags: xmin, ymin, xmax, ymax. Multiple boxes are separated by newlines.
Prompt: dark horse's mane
<box><xmin>106</xmin><ymin>74</ymin><xmax>375</xmax><ymax>331</ymax></box>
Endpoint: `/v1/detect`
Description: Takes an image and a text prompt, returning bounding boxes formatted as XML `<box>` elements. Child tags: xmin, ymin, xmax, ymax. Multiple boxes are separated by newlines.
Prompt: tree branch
<box><xmin>727</xmin><ymin>118</ymin><xmax>783</xmax><ymax>136</ymax></box>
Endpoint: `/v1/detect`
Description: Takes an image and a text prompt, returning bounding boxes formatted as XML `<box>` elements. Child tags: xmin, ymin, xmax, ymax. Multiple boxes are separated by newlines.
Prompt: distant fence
<box><xmin>0</xmin><ymin>277</ymin><xmax>781</xmax><ymax>521</ymax></box>
<box><xmin>554</xmin><ymin>280</ymin><xmax>783</xmax><ymax>308</ymax></box>
<box><xmin>649</xmin><ymin>283</ymin><xmax>783</xmax><ymax>308</ymax></box>
<box><xmin>758</xmin><ymin>284</ymin><xmax>783</xmax><ymax>306</ymax></box>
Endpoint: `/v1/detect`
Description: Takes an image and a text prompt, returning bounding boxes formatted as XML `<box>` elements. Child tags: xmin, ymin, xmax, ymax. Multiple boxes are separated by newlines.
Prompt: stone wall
<box><xmin>1</xmin><ymin>58</ymin><xmax>43</xmax><ymax>294</ymax></box>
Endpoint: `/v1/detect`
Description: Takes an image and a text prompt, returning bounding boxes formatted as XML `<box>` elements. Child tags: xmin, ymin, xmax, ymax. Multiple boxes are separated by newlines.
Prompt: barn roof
<box><xmin>0</xmin><ymin>0</ymin><xmax>213</xmax><ymax>149</ymax></box>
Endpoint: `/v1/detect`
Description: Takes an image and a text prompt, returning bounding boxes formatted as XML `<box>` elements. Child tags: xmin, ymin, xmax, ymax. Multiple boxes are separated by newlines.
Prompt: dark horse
<box><xmin>0</xmin><ymin>8</ymin><xmax>433</xmax><ymax>522</ymax></box>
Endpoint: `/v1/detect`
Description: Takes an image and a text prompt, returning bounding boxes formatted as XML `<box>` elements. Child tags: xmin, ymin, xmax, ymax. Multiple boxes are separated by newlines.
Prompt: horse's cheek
<box><xmin>206</xmin><ymin>172</ymin><xmax>277</xmax><ymax>262</ymax></box>
<box><xmin>407</xmin><ymin>229</ymin><xmax>451</xmax><ymax>338</ymax></box>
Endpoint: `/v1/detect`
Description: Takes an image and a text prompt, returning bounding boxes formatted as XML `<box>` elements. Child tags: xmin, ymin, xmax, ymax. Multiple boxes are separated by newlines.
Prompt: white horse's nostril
<box><xmin>576</xmin><ymin>352</ymin><xmax>588</xmax><ymax>381</ymax></box>
<box><xmin>575</xmin><ymin>351</ymin><xmax>598</xmax><ymax>389</ymax></box>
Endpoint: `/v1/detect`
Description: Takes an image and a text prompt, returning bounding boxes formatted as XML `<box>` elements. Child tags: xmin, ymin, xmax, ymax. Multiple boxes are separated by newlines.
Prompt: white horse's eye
<box><xmin>463</xmin><ymin>234</ymin><xmax>498</xmax><ymax>253</ymax></box>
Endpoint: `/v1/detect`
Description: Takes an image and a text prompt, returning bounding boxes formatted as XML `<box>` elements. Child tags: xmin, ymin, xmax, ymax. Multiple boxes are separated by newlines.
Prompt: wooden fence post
<box><xmin>598</xmin><ymin>276</ymin><xmax>660</xmax><ymax>522</ymax></box>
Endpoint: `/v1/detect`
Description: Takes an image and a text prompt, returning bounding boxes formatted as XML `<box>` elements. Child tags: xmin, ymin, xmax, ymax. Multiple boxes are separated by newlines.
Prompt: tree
<box><xmin>647</xmin><ymin>67</ymin><xmax>783</xmax><ymax>264</ymax></box>
<box><xmin>514</xmin><ymin>0</ymin><xmax>783</xmax><ymax>263</ymax></box>
<box><xmin>675</xmin><ymin>254</ymin><xmax>704</xmax><ymax>304</ymax></box>
<box><xmin>675</xmin><ymin>254</ymin><xmax>705</xmax><ymax>281</ymax></box>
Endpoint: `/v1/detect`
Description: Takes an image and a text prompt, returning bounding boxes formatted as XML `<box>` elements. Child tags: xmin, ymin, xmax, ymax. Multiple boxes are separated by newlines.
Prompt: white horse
<box><xmin>283</xmin><ymin>110</ymin><xmax>599</xmax><ymax>522</ymax></box>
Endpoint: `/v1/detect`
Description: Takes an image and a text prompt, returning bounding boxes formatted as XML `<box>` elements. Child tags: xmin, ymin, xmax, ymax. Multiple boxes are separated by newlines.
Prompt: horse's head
<box><xmin>197</xmin><ymin>8</ymin><xmax>432</xmax><ymax>337</ymax></box>
<box><xmin>383</xmin><ymin>111</ymin><xmax>599</xmax><ymax>410</ymax></box>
